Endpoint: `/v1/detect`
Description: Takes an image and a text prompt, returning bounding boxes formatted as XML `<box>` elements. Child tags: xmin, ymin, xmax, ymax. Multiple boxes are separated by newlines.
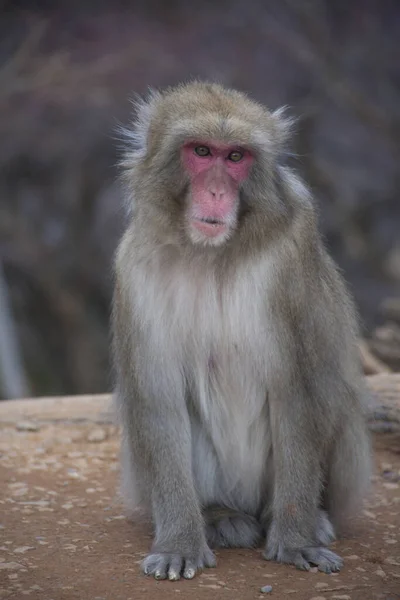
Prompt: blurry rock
<box><xmin>16</xmin><ymin>420</ymin><xmax>40</xmax><ymax>432</ymax></box>
<box><xmin>260</xmin><ymin>585</ymin><xmax>273</xmax><ymax>593</ymax></box>
<box><xmin>87</xmin><ymin>428</ymin><xmax>107</xmax><ymax>443</ymax></box>
<box><xmin>359</xmin><ymin>340</ymin><xmax>391</xmax><ymax>375</ymax></box>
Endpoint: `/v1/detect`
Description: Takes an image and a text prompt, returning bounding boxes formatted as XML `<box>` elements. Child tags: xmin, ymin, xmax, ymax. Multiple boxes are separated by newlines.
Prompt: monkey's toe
<box><xmin>142</xmin><ymin>553</ymin><xmax>169</xmax><ymax>579</ymax></box>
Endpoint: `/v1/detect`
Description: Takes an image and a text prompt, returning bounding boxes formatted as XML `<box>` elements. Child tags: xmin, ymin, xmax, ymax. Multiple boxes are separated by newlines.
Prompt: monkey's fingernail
<box><xmin>155</xmin><ymin>570</ymin><xmax>166</xmax><ymax>580</ymax></box>
<box><xmin>168</xmin><ymin>569</ymin><xmax>181</xmax><ymax>581</ymax></box>
<box><xmin>183</xmin><ymin>567</ymin><xmax>196</xmax><ymax>579</ymax></box>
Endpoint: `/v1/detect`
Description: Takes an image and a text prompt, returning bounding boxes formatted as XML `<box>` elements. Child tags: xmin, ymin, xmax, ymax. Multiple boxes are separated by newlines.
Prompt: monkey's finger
<box><xmin>167</xmin><ymin>556</ymin><xmax>184</xmax><ymax>581</ymax></box>
<box><xmin>203</xmin><ymin>547</ymin><xmax>217</xmax><ymax>568</ymax></box>
<box><xmin>183</xmin><ymin>560</ymin><xmax>197</xmax><ymax>579</ymax></box>
<box><xmin>141</xmin><ymin>553</ymin><xmax>169</xmax><ymax>579</ymax></box>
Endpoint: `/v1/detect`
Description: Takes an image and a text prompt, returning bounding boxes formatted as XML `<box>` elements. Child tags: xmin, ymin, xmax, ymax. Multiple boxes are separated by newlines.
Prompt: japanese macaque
<box><xmin>112</xmin><ymin>81</ymin><xmax>371</xmax><ymax>581</ymax></box>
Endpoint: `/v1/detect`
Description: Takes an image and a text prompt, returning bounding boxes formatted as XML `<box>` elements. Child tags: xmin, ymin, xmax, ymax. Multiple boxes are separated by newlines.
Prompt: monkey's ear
<box><xmin>270</xmin><ymin>107</ymin><xmax>297</xmax><ymax>159</ymax></box>
<box><xmin>121</xmin><ymin>89</ymin><xmax>162</xmax><ymax>162</ymax></box>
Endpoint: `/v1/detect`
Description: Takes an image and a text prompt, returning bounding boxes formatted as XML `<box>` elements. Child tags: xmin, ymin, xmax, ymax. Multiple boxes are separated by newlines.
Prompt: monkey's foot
<box><xmin>205</xmin><ymin>508</ymin><xmax>262</xmax><ymax>548</ymax></box>
<box><xmin>316</xmin><ymin>510</ymin><xmax>336</xmax><ymax>546</ymax></box>
<box><xmin>263</xmin><ymin>544</ymin><xmax>343</xmax><ymax>574</ymax></box>
<box><xmin>142</xmin><ymin>547</ymin><xmax>216</xmax><ymax>581</ymax></box>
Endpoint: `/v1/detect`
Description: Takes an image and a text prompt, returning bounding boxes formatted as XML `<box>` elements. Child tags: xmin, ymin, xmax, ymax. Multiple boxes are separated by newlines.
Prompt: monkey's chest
<box><xmin>180</xmin><ymin>268</ymin><xmax>270</xmax><ymax>449</ymax></box>
<box><xmin>186</xmin><ymin>311</ymin><xmax>270</xmax><ymax>499</ymax></box>
<box><xmin>189</xmin><ymin>342</ymin><xmax>268</xmax><ymax>437</ymax></box>
<box><xmin>189</xmin><ymin>342</ymin><xmax>270</xmax><ymax>508</ymax></box>
<box><xmin>147</xmin><ymin>256</ymin><xmax>271</xmax><ymax>489</ymax></box>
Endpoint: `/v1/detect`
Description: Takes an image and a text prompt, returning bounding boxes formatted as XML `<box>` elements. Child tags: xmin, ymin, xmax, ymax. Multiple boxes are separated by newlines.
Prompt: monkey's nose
<box><xmin>210</xmin><ymin>189</ymin><xmax>225</xmax><ymax>201</ymax></box>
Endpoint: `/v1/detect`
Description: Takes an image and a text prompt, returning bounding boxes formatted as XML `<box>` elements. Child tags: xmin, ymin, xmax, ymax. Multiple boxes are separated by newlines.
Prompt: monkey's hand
<box><xmin>142</xmin><ymin>542</ymin><xmax>216</xmax><ymax>581</ymax></box>
<box><xmin>263</xmin><ymin>521</ymin><xmax>343</xmax><ymax>574</ymax></box>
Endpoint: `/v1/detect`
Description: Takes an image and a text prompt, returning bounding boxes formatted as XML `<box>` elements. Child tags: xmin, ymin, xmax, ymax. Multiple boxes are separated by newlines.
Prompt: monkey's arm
<box><xmin>264</xmin><ymin>253</ymin><xmax>369</xmax><ymax>573</ymax></box>
<box><xmin>112</xmin><ymin>288</ymin><xmax>215</xmax><ymax>580</ymax></box>
<box><xmin>264</xmin><ymin>340</ymin><xmax>340</xmax><ymax>572</ymax></box>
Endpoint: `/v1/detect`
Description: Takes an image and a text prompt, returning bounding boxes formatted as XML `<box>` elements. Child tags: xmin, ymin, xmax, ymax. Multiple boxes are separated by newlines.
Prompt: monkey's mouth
<box><xmin>192</xmin><ymin>217</ymin><xmax>228</xmax><ymax>238</ymax></box>
<box><xmin>200</xmin><ymin>217</ymin><xmax>224</xmax><ymax>225</ymax></box>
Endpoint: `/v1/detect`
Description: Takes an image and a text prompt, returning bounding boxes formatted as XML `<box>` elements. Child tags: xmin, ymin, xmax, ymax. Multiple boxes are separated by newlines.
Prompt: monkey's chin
<box><xmin>188</xmin><ymin>219</ymin><xmax>232</xmax><ymax>247</ymax></box>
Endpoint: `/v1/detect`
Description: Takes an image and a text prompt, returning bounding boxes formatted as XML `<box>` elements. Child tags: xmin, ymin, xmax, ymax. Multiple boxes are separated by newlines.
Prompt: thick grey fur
<box><xmin>111</xmin><ymin>81</ymin><xmax>371</xmax><ymax>581</ymax></box>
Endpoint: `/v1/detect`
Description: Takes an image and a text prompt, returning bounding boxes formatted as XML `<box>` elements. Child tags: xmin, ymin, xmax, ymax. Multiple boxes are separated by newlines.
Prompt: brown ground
<box><xmin>0</xmin><ymin>397</ymin><xmax>399</xmax><ymax>600</ymax></box>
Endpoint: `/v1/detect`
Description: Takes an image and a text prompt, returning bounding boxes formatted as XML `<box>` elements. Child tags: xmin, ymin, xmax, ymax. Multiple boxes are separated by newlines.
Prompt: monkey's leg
<box><xmin>204</xmin><ymin>506</ymin><xmax>263</xmax><ymax>548</ymax></box>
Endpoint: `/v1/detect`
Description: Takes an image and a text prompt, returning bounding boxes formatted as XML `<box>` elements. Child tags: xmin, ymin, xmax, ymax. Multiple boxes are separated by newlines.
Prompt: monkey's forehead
<box><xmin>148</xmin><ymin>82</ymin><xmax>281</xmax><ymax>153</ymax></box>
<box><xmin>158</xmin><ymin>81</ymin><xmax>271</xmax><ymax>128</ymax></box>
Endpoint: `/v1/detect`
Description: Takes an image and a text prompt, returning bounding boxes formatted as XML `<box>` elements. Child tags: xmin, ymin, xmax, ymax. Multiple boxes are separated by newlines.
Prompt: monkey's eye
<box><xmin>194</xmin><ymin>146</ymin><xmax>211</xmax><ymax>157</ymax></box>
<box><xmin>228</xmin><ymin>150</ymin><xmax>243</xmax><ymax>162</ymax></box>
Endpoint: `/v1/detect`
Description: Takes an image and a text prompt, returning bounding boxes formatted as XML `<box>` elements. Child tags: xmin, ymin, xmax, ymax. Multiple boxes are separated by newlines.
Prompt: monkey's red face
<box><xmin>181</xmin><ymin>141</ymin><xmax>254</xmax><ymax>246</ymax></box>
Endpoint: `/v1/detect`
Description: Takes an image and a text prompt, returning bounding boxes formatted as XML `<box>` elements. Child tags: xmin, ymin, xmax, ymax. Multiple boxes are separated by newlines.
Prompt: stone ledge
<box><xmin>1</xmin><ymin>374</ymin><xmax>399</xmax><ymax>432</ymax></box>
<box><xmin>0</xmin><ymin>376</ymin><xmax>399</xmax><ymax>599</ymax></box>
<box><xmin>0</xmin><ymin>393</ymin><xmax>112</xmax><ymax>424</ymax></box>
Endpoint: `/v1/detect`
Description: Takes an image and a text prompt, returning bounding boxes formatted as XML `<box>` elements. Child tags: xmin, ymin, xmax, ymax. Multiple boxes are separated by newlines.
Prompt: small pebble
<box><xmin>382</xmin><ymin>470</ymin><xmax>400</xmax><ymax>482</ymax></box>
<box><xmin>87</xmin><ymin>428</ymin><xmax>107</xmax><ymax>443</ymax></box>
<box><xmin>202</xmin><ymin>584</ymin><xmax>220</xmax><ymax>589</ymax></box>
<box><xmin>383</xmin><ymin>482</ymin><xmax>399</xmax><ymax>490</ymax></box>
<box><xmin>260</xmin><ymin>584</ymin><xmax>273</xmax><ymax>593</ymax></box>
<box><xmin>384</xmin><ymin>557</ymin><xmax>400</xmax><ymax>566</ymax></box>
<box><xmin>332</xmin><ymin>596</ymin><xmax>351</xmax><ymax>600</ymax></box>
<box><xmin>16</xmin><ymin>421</ymin><xmax>40</xmax><ymax>432</ymax></box>
<box><xmin>0</xmin><ymin>563</ymin><xmax>23</xmax><ymax>570</ymax></box>
<box><xmin>309</xmin><ymin>597</ymin><xmax>326</xmax><ymax>600</ymax></box>
<box><xmin>381</xmin><ymin>462</ymin><xmax>392</xmax><ymax>470</ymax></box>
<box><xmin>13</xmin><ymin>547</ymin><xmax>35</xmax><ymax>554</ymax></box>
<box><xmin>67</xmin><ymin>469</ymin><xmax>80</xmax><ymax>479</ymax></box>
<box><xmin>67</xmin><ymin>451</ymin><xmax>84</xmax><ymax>458</ymax></box>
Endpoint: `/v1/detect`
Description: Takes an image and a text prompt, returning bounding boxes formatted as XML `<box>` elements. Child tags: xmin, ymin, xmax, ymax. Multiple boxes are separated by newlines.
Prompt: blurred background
<box><xmin>0</xmin><ymin>0</ymin><xmax>399</xmax><ymax>400</ymax></box>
